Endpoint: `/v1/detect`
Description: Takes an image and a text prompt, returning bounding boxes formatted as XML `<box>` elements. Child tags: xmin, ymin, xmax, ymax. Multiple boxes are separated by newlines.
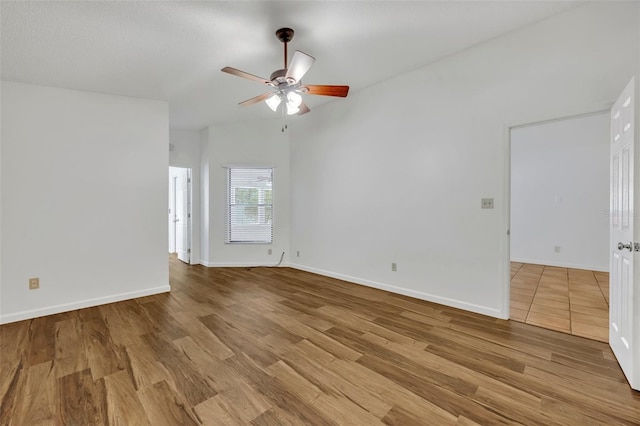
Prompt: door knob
<box><xmin>174</xmin><ymin>218</ymin><xmax>180</xmax><ymax>223</ymax></box>
<box><xmin>618</xmin><ymin>242</ymin><xmax>632</xmax><ymax>251</ymax></box>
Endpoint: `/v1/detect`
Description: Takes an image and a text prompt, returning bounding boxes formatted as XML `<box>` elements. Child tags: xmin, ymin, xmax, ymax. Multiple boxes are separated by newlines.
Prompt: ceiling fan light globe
<box><xmin>286</xmin><ymin>104</ymin><xmax>300</xmax><ymax>115</ymax></box>
<box><xmin>287</xmin><ymin>91</ymin><xmax>302</xmax><ymax>107</ymax></box>
<box><xmin>265</xmin><ymin>94</ymin><xmax>281</xmax><ymax>111</ymax></box>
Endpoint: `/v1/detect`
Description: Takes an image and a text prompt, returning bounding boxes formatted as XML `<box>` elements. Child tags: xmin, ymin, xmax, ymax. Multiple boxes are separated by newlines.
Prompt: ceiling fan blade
<box><xmin>239</xmin><ymin>92</ymin><xmax>274</xmax><ymax>107</ymax></box>
<box><xmin>285</xmin><ymin>51</ymin><xmax>315</xmax><ymax>83</ymax></box>
<box><xmin>304</xmin><ymin>85</ymin><xmax>349</xmax><ymax>97</ymax></box>
<box><xmin>297</xmin><ymin>101</ymin><xmax>310</xmax><ymax>115</ymax></box>
<box><xmin>221</xmin><ymin>67</ymin><xmax>271</xmax><ymax>85</ymax></box>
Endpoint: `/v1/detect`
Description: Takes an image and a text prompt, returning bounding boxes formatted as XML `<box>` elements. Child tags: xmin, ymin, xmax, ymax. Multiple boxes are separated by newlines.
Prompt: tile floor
<box><xmin>510</xmin><ymin>262</ymin><xmax>609</xmax><ymax>342</ymax></box>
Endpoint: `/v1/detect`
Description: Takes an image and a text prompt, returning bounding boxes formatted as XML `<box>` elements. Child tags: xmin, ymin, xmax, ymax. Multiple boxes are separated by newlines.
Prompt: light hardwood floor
<box><xmin>1</xmin><ymin>257</ymin><xmax>639</xmax><ymax>425</ymax></box>
<box><xmin>510</xmin><ymin>262</ymin><xmax>610</xmax><ymax>342</ymax></box>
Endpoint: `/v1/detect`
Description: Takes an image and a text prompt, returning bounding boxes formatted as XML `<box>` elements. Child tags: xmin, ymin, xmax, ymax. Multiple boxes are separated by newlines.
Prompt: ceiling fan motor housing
<box><xmin>269</xmin><ymin>69</ymin><xmax>297</xmax><ymax>87</ymax></box>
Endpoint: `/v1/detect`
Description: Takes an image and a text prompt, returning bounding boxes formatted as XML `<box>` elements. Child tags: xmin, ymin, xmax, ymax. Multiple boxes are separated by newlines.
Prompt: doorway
<box><xmin>169</xmin><ymin>166</ymin><xmax>192</xmax><ymax>264</ymax></box>
<box><xmin>508</xmin><ymin>112</ymin><xmax>610</xmax><ymax>342</ymax></box>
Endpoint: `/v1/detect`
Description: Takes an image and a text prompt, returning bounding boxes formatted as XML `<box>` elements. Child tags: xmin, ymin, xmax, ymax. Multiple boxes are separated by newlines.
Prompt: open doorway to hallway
<box><xmin>510</xmin><ymin>262</ymin><xmax>609</xmax><ymax>342</ymax></box>
<box><xmin>509</xmin><ymin>112</ymin><xmax>610</xmax><ymax>342</ymax></box>
<box><xmin>169</xmin><ymin>166</ymin><xmax>192</xmax><ymax>264</ymax></box>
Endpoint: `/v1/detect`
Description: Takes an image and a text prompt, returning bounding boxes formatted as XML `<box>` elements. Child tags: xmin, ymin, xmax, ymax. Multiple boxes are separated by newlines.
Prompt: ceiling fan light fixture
<box><xmin>265</xmin><ymin>94</ymin><xmax>281</xmax><ymax>111</ymax></box>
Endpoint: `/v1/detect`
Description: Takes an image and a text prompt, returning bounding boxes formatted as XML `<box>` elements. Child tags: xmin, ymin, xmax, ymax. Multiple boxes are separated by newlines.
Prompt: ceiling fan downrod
<box><xmin>275</xmin><ymin>28</ymin><xmax>294</xmax><ymax>70</ymax></box>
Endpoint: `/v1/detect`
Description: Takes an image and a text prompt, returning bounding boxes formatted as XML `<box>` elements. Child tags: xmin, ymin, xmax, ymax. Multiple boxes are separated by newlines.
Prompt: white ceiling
<box><xmin>1</xmin><ymin>1</ymin><xmax>582</xmax><ymax>130</ymax></box>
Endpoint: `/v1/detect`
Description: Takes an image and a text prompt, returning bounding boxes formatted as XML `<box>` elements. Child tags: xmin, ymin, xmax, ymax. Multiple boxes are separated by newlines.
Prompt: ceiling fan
<box><xmin>221</xmin><ymin>28</ymin><xmax>349</xmax><ymax>130</ymax></box>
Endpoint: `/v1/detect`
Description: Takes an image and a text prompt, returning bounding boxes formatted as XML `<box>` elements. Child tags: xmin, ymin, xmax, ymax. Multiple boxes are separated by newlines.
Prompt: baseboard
<box><xmin>288</xmin><ymin>263</ymin><xmax>503</xmax><ymax>319</ymax></box>
<box><xmin>510</xmin><ymin>257</ymin><xmax>609</xmax><ymax>272</ymax></box>
<box><xmin>199</xmin><ymin>261</ymin><xmax>290</xmax><ymax>268</ymax></box>
<box><xmin>0</xmin><ymin>285</ymin><xmax>171</xmax><ymax>325</ymax></box>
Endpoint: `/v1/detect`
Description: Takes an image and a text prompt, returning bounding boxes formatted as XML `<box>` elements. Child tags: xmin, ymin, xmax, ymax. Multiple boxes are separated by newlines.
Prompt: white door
<box><xmin>175</xmin><ymin>168</ymin><xmax>191</xmax><ymax>264</ymax></box>
<box><xmin>610</xmin><ymin>77</ymin><xmax>637</xmax><ymax>390</ymax></box>
<box><xmin>169</xmin><ymin>176</ymin><xmax>176</xmax><ymax>253</ymax></box>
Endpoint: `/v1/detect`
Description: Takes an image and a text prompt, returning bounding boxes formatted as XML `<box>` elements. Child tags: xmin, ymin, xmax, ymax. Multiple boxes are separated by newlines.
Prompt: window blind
<box><xmin>226</xmin><ymin>167</ymin><xmax>273</xmax><ymax>243</ymax></box>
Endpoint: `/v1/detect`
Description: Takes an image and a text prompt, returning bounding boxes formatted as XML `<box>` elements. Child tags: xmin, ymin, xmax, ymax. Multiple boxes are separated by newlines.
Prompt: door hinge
<box><xmin>634</xmin><ymin>243</ymin><xmax>640</xmax><ymax>252</ymax></box>
<box><xmin>187</xmin><ymin>178</ymin><xmax>191</xmax><ymax>183</ymax></box>
<box><xmin>188</xmin><ymin>249</ymin><xmax>191</xmax><ymax>253</ymax></box>
<box><xmin>188</xmin><ymin>213</ymin><xmax>191</xmax><ymax>218</ymax></box>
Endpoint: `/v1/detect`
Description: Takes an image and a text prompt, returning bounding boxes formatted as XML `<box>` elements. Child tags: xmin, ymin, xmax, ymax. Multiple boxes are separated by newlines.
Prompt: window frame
<box><xmin>225</xmin><ymin>166</ymin><xmax>274</xmax><ymax>244</ymax></box>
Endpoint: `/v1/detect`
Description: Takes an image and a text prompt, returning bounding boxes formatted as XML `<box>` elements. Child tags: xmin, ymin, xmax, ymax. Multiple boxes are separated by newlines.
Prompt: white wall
<box><xmin>0</xmin><ymin>82</ymin><xmax>170</xmax><ymax>324</ymax></box>
<box><xmin>169</xmin><ymin>129</ymin><xmax>200</xmax><ymax>264</ymax></box>
<box><xmin>199</xmin><ymin>127</ymin><xmax>210</xmax><ymax>264</ymax></box>
<box><xmin>511</xmin><ymin>113</ymin><xmax>609</xmax><ymax>271</ymax></box>
<box><xmin>202</xmin><ymin>119</ymin><xmax>290</xmax><ymax>266</ymax></box>
<box><xmin>289</xmin><ymin>2</ymin><xmax>640</xmax><ymax>318</ymax></box>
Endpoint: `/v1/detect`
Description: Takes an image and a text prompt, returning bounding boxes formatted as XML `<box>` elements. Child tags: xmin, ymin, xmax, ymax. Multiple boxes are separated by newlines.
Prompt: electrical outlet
<box><xmin>554</xmin><ymin>246</ymin><xmax>561</xmax><ymax>253</ymax></box>
<box><xmin>268</xmin><ymin>248</ymin><xmax>272</xmax><ymax>255</ymax></box>
<box><xmin>481</xmin><ymin>198</ymin><xmax>494</xmax><ymax>209</ymax></box>
<box><xmin>391</xmin><ymin>263</ymin><xmax>397</xmax><ymax>272</ymax></box>
<box><xmin>297</xmin><ymin>251</ymin><xmax>300</xmax><ymax>257</ymax></box>
<box><xmin>29</xmin><ymin>277</ymin><xmax>40</xmax><ymax>290</ymax></box>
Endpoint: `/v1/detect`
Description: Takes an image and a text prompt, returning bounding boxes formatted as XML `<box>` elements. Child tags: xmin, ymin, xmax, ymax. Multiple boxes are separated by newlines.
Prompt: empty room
<box><xmin>1</xmin><ymin>1</ymin><xmax>640</xmax><ymax>425</ymax></box>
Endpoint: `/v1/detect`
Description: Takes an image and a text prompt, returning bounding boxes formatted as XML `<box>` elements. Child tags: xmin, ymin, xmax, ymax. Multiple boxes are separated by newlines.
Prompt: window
<box><xmin>226</xmin><ymin>167</ymin><xmax>273</xmax><ymax>243</ymax></box>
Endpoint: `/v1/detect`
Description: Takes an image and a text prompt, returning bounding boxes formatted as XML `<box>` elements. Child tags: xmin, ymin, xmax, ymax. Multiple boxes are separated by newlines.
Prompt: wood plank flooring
<box><xmin>1</xmin><ymin>256</ymin><xmax>639</xmax><ymax>425</ymax></box>
<box><xmin>510</xmin><ymin>262</ymin><xmax>610</xmax><ymax>342</ymax></box>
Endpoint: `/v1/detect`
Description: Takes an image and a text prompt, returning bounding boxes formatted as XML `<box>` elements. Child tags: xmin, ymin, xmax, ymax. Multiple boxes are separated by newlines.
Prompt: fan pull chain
<box><xmin>281</xmin><ymin>97</ymin><xmax>287</xmax><ymax>132</ymax></box>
